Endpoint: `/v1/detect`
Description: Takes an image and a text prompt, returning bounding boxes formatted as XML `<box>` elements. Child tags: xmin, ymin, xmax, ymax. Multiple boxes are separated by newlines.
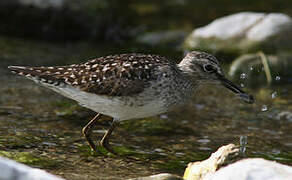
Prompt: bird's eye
<box><xmin>203</xmin><ymin>64</ymin><xmax>215</xmax><ymax>73</ymax></box>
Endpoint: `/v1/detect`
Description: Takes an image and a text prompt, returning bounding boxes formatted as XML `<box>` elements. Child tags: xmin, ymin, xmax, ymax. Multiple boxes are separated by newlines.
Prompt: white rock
<box><xmin>207</xmin><ymin>158</ymin><xmax>292</xmax><ymax>180</ymax></box>
<box><xmin>193</xmin><ymin>12</ymin><xmax>265</xmax><ymax>40</ymax></box>
<box><xmin>191</xmin><ymin>12</ymin><xmax>292</xmax><ymax>41</ymax></box>
<box><xmin>247</xmin><ymin>13</ymin><xmax>292</xmax><ymax>41</ymax></box>
<box><xmin>0</xmin><ymin>157</ymin><xmax>65</xmax><ymax>180</ymax></box>
<box><xmin>184</xmin><ymin>12</ymin><xmax>292</xmax><ymax>54</ymax></box>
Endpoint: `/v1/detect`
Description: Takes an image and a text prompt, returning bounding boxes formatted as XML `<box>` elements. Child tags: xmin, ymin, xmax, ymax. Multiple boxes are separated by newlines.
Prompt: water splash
<box><xmin>249</xmin><ymin>66</ymin><xmax>254</xmax><ymax>71</ymax></box>
<box><xmin>275</xmin><ymin>76</ymin><xmax>281</xmax><ymax>81</ymax></box>
<box><xmin>240</xmin><ymin>73</ymin><xmax>247</xmax><ymax>79</ymax></box>
<box><xmin>239</xmin><ymin>136</ymin><xmax>247</xmax><ymax>155</ymax></box>
<box><xmin>240</xmin><ymin>83</ymin><xmax>245</xmax><ymax>88</ymax></box>
<box><xmin>261</xmin><ymin>105</ymin><xmax>268</xmax><ymax>112</ymax></box>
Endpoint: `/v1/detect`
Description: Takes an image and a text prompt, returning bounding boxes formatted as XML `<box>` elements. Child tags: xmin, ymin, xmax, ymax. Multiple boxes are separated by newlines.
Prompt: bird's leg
<box><xmin>82</xmin><ymin>113</ymin><xmax>104</xmax><ymax>152</ymax></box>
<box><xmin>100</xmin><ymin>119</ymin><xmax>118</xmax><ymax>155</ymax></box>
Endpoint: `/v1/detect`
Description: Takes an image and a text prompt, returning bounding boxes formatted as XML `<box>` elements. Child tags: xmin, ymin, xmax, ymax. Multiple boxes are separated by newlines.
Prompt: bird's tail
<box><xmin>9</xmin><ymin>66</ymin><xmax>34</xmax><ymax>76</ymax></box>
<box><xmin>8</xmin><ymin>66</ymin><xmax>64</xmax><ymax>86</ymax></box>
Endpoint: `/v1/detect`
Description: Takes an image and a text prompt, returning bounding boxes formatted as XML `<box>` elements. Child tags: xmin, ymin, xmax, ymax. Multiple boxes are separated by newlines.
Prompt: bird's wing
<box><xmin>8</xmin><ymin>53</ymin><xmax>174</xmax><ymax>96</ymax></box>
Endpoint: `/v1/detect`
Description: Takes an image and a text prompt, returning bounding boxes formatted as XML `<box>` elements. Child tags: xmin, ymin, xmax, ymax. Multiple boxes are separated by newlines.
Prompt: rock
<box><xmin>183</xmin><ymin>144</ymin><xmax>239</xmax><ymax>180</ymax></box>
<box><xmin>129</xmin><ymin>144</ymin><xmax>292</xmax><ymax>180</ymax></box>
<box><xmin>183</xmin><ymin>12</ymin><xmax>292</xmax><ymax>57</ymax></box>
<box><xmin>207</xmin><ymin>158</ymin><xmax>292</xmax><ymax>180</ymax></box>
<box><xmin>228</xmin><ymin>53</ymin><xmax>292</xmax><ymax>86</ymax></box>
<box><xmin>136</xmin><ymin>30</ymin><xmax>188</xmax><ymax>48</ymax></box>
<box><xmin>0</xmin><ymin>157</ymin><xmax>64</xmax><ymax>180</ymax></box>
<box><xmin>129</xmin><ymin>173</ymin><xmax>183</xmax><ymax>180</ymax></box>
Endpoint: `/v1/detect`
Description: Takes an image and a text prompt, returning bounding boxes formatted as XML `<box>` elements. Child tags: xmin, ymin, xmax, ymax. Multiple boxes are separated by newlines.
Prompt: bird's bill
<box><xmin>218</xmin><ymin>75</ymin><xmax>254</xmax><ymax>104</ymax></box>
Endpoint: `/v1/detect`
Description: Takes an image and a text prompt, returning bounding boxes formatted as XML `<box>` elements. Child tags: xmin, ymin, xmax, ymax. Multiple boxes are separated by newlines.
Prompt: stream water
<box><xmin>0</xmin><ymin>37</ymin><xmax>291</xmax><ymax>179</ymax></box>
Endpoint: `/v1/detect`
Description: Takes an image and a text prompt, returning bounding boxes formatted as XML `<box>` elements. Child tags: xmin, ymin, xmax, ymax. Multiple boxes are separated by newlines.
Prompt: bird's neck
<box><xmin>177</xmin><ymin>62</ymin><xmax>201</xmax><ymax>87</ymax></box>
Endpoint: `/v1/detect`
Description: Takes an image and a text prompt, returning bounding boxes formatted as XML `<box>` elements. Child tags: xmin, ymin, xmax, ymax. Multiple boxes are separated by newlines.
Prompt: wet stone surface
<box><xmin>0</xmin><ymin>37</ymin><xmax>291</xmax><ymax>179</ymax></box>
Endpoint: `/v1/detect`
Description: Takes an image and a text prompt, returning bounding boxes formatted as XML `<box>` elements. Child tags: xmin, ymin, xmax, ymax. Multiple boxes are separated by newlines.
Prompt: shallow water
<box><xmin>0</xmin><ymin>37</ymin><xmax>291</xmax><ymax>179</ymax></box>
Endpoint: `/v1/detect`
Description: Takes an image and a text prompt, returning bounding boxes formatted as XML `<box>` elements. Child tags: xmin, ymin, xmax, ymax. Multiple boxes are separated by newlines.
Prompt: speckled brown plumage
<box><xmin>9</xmin><ymin>53</ymin><xmax>176</xmax><ymax>96</ymax></box>
<box><xmin>8</xmin><ymin>51</ymin><xmax>254</xmax><ymax>154</ymax></box>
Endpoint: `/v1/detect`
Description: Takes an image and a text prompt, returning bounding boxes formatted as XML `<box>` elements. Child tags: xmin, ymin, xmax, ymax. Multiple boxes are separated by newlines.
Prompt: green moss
<box><xmin>111</xmin><ymin>146</ymin><xmax>163</xmax><ymax>160</ymax></box>
<box><xmin>0</xmin><ymin>151</ymin><xmax>59</xmax><ymax>169</ymax></box>
<box><xmin>76</xmin><ymin>143</ymin><xmax>120</xmax><ymax>157</ymax></box>
<box><xmin>52</xmin><ymin>100</ymin><xmax>79</xmax><ymax>116</ymax></box>
<box><xmin>121</xmin><ymin>118</ymin><xmax>193</xmax><ymax>137</ymax></box>
<box><xmin>77</xmin><ymin>142</ymin><xmax>161</xmax><ymax>160</ymax></box>
<box><xmin>155</xmin><ymin>159</ymin><xmax>187</xmax><ymax>174</ymax></box>
<box><xmin>0</xmin><ymin>134</ymin><xmax>42</xmax><ymax>149</ymax></box>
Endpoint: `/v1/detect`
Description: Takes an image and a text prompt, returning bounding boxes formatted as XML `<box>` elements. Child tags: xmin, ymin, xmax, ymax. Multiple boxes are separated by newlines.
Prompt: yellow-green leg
<box><xmin>82</xmin><ymin>113</ymin><xmax>104</xmax><ymax>152</ymax></box>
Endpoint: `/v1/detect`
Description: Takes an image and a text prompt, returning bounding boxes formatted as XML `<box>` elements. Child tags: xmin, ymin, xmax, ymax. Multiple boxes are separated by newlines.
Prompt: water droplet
<box><xmin>271</xmin><ymin>92</ymin><xmax>278</xmax><ymax>99</ymax></box>
<box><xmin>261</xmin><ymin>105</ymin><xmax>268</xmax><ymax>112</ymax></box>
<box><xmin>240</xmin><ymin>73</ymin><xmax>247</xmax><ymax>79</ymax></box>
<box><xmin>249</xmin><ymin>66</ymin><xmax>254</xmax><ymax>71</ymax></box>
<box><xmin>275</xmin><ymin>76</ymin><xmax>281</xmax><ymax>81</ymax></box>
<box><xmin>240</xmin><ymin>136</ymin><xmax>247</xmax><ymax>155</ymax></box>
<box><xmin>240</xmin><ymin>83</ymin><xmax>245</xmax><ymax>88</ymax></box>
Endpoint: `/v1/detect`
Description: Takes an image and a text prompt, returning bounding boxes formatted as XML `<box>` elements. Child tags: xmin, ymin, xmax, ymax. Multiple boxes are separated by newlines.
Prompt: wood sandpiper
<box><xmin>8</xmin><ymin>51</ymin><xmax>254</xmax><ymax>155</ymax></box>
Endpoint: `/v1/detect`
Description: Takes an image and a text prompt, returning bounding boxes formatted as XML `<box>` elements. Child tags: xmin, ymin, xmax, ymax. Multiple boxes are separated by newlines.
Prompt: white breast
<box><xmin>45</xmin><ymin>84</ymin><xmax>167</xmax><ymax>121</ymax></box>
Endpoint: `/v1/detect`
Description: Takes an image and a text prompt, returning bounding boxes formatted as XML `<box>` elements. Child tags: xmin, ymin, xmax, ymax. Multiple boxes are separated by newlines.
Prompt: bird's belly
<box><xmin>48</xmin><ymin>84</ymin><xmax>167</xmax><ymax>121</ymax></box>
<box><xmin>80</xmin><ymin>95</ymin><xmax>167</xmax><ymax>121</ymax></box>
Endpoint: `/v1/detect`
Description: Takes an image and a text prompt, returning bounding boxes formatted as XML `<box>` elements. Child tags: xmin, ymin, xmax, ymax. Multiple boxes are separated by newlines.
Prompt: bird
<box><xmin>8</xmin><ymin>51</ymin><xmax>254</xmax><ymax>155</ymax></box>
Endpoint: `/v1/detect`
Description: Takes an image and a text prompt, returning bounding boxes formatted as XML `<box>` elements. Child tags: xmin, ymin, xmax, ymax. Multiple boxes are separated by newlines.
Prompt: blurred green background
<box><xmin>1</xmin><ymin>0</ymin><xmax>291</xmax><ymax>42</ymax></box>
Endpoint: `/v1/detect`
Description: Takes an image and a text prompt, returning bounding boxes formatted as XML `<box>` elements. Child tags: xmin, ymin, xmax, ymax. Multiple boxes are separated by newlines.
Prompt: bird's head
<box><xmin>179</xmin><ymin>51</ymin><xmax>254</xmax><ymax>104</ymax></box>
